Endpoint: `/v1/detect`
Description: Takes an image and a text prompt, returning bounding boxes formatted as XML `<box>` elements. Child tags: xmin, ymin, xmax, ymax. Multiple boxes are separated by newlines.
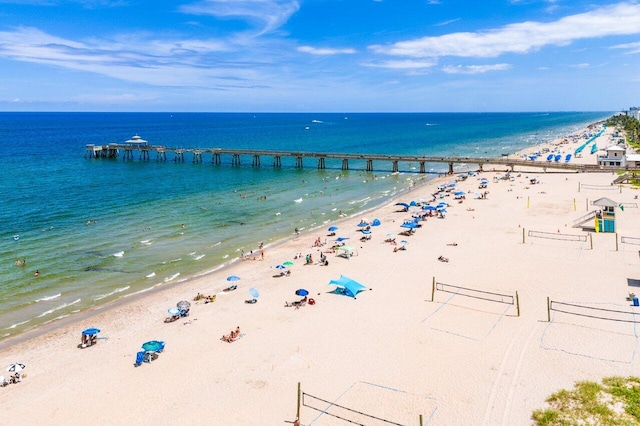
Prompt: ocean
<box><xmin>0</xmin><ymin>111</ymin><xmax>611</xmax><ymax>339</ymax></box>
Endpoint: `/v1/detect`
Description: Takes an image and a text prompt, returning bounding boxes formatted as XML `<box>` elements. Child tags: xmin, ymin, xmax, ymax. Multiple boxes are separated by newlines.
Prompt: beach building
<box><xmin>593</xmin><ymin>197</ymin><xmax>618</xmax><ymax>233</ymax></box>
<box><xmin>597</xmin><ymin>145</ymin><xmax>626</xmax><ymax>167</ymax></box>
<box><xmin>626</xmin><ymin>154</ymin><xmax>640</xmax><ymax>168</ymax></box>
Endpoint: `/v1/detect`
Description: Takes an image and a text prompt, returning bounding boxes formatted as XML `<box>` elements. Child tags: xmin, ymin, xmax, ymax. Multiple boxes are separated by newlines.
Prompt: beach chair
<box><xmin>134</xmin><ymin>351</ymin><xmax>145</xmax><ymax>367</ymax></box>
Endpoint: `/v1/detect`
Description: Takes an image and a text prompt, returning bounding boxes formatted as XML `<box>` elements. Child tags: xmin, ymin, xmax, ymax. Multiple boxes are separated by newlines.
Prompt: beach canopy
<box><xmin>395</xmin><ymin>203</ymin><xmax>409</xmax><ymax>211</ymax></box>
<box><xmin>328</xmin><ymin>226</ymin><xmax>338</xmax><ymax>232</ymax></box>
<box><xmin>592</xmin><ymin>197</ymin><xmax>619</xmax><ymax>208</ymax></box>
<box><xmin>328</xmin><ymin>275</ymin><xmax>367</xmax><ymax>298</ymax></box>
<box><xmin>6</xmin><ymin>363</ymin><xmax>25</xmax><ymax>373</ymax></box>
<box><xmin>142</xmin><ymin>340</ymin><xmax>165</xmax><ymax>352</ymax></box>
<box><xmin>371</xmin><ymin>219</ymin><xmax>381</xmax><ymax>226</ymax></box>
<box><xmin>249</xmin><ymin>288</ymin><xmax>260</xmax><ymax>298</ymax></box>
<box><xmin>82</xmin><ymin>327</ymin><xmax>100</xmax><ymax>336</ymax></box>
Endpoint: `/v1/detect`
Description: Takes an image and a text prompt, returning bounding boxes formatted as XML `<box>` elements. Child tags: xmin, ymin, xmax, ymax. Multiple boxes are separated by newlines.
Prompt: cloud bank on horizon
<box><xmin>0</xmin><ymin>0</ymin><xmax>639</xmax><ymax>112</ymax></box>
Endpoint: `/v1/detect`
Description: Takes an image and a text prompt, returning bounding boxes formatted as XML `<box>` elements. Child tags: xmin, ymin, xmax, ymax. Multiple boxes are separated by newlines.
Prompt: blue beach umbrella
<box><xmin>401</xmin><ymin>222</ymin><xmax>418</xmax><ymax>229</ymax></box>
<box><xmin>371</xmin><ymin>219</ymin><xmax>381</xmax><ymax>226</ymax></box>
<box><xmin>275</xmin><ymin>264</ymin><xmax>286</xmax><ymax>270</ymax></box>
<box><xmin>400</xmin><ymin>240</ymin><xmax>409</xmax><ymax>245</ymax></box>
<box><xmin>295</xmin><ymin>289</ymin><xmax>309</xmax><ymax>296</ymax></box>
<box><xmin>357</xmin><ymin>221</ymin><xmax>369</xmax><ymax>227</ymax></box>
<box><xmin>226</xmin><ymin>275</ymin><xmax>240</xmax><ymax>281</ymax></box>
<box><xmin>142</xmin><ymin>340</ymin><xmax>165</xmax><ymax>352</ymax></box>
<box><xmin>454</xmin><ymin>191</ymin><xmax>465</xmax><ymax>197</ymax></box>
<box><xmin>82</xmin><ymin>327</ymin><xmax>100</xmax><ymax>336</ymax></box>
<box><xmin>168</xmin><ymin>307</ymin><xmax>180</xmax><ymax>316</ymax></box>
<box><xmin>249</xmin><ymin>288</ymin><xmax>260</xmax><ymax>298</ymax></box>
<box><xmin>335</xmin><ymin>237</ymin><xmax>349</xmax><ymax>242</ymax></box>
<box><xmin>328</xmin><ymin>226</ymin><xmax>338</xmax><ymax>232</ymax></box>
<box><xmin>423</xmin><ymin>205</ymin><xmax>437</xmax><ymax>211</ymax></box>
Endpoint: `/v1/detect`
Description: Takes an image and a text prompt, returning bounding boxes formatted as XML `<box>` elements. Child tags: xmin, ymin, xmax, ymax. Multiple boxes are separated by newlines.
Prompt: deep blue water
<box><xmin>0</xmin><ymin>112</ymin><xmax>611</xmax><ymax>338</ymax></box>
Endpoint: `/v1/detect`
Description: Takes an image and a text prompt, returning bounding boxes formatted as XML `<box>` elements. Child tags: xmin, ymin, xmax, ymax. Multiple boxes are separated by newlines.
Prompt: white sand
<box><xmin>2</xmin><ymin>124</ymin><xmax>639</xmax><ymax>425</ymax></box>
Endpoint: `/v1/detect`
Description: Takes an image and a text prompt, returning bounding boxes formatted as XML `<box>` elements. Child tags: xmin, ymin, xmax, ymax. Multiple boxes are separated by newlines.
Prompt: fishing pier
<box><xmin>85</xmin><ymin>138</ymin><xmax>604</xmax><ymax>174</ymax></box>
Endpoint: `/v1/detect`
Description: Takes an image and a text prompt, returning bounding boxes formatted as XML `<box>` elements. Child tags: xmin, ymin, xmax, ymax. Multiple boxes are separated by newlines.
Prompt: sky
<box><xmin>1</xmin><ymin>0</ymin><xmax>640</xmax><ymax>112</ymax></box>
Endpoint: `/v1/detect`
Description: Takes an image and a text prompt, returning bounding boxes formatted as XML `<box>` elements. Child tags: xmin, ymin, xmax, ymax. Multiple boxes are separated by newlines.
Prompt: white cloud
<box><xmin>0</xmin><ymin>27</ymin><xmax>263</xmax><ymax>87</ymax></box>
<box><xmin>442</xmin><ymin>63</ymin><xmax>512</xmax><ymax>74</ymax></box>
<box><xmin>297</xmin><ymin>46</ymin><xmax>356</xmax><ymax>55</ymax></box>
<box><xmin>363</xmin><ymin>59</ymin><xmax>437</xmax><ymax>69</ymax></box>
<box><xmin>570</xmin><ymin>63</ymin><xmax>590</xmax><ymax>68</ymax></box>
<box><xmin>611</xmin><ymin>40</ymin><xmax>640</xmax><ymax>54</ymax></box>
<box><xmin>180</xmin><ymin>0</ymin><xmax>300</xmax><ymax>35</ymax></box>
<box><xmin>369</xmin><ymin>3</ymin><xmax>640</xmax><ymax>59</ymax></box>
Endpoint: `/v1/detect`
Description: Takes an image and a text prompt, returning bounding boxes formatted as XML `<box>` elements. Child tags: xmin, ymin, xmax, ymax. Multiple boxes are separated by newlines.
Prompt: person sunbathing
<box><xmin>438</xmin><ymin>255</ymin><xmax>449</xmax><ymax>263</ymax></box>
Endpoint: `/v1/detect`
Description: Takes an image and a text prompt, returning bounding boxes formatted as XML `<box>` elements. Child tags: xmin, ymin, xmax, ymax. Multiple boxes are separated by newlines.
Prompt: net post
<box><xmin>586</xmin><ymin>198</ymin><xmax>588</xmax><ymax>211</ymax></box>
<box><xmin>573</xmin><ymin>198</ymin><xmax>576</xmax><ymax>211</ymax></box>
<box><xmin>590</xmin><ymin>233</ymin><xmax>593</xmax><ymax>250</ymax></box>
<box><xmin>419</xmin><ymin>414</ymin><xmax>424</xmax><ymax>426</ymax></box>
<box><xmin>296</xmin><ymin>382</ymin><xmax>301</xmax><ymax>420</ymax></box>
<box><xmin>516</xmin><ymin>291</ymin><xmax>520</xmax><ymax>317</ymax></box>
<box><xmin>527</xmin><ymin>196</ymin><xmax>530</xmax><ymax>209</ymax></box>
<box><xmin>616</xmin><ymin>233</ymin><xmax>619</xmax><ymax>252</ymax></box>
<box><xmin>578</xmin><ymin>181</ymin><xmax>580</xmax><ymax>192</ymax></box>
<box><xmin>431</xmin><ymin>277</ymin><xmax>435</xmax><ymax>302</ymax></box>
<box><xmin>522</xmin><ymin>227</ymin><xmax>525</xmax><ymax>244</ymax></box>
<box><xmin>547</xmin><ymin>297</ymin><xmax>551</xmax><ymax>322</ymax></box>
<box><xmin>620</xmin><ymin>184</ymin><xmax>622</xmax><ymax>194</ymax></box>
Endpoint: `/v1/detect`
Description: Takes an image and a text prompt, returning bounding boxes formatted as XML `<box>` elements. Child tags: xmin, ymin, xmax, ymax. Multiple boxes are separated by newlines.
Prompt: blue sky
<box><xmin>1</xmin><ymin>0</ymin><xmax>639</xmax><ymax>112</ymax></box>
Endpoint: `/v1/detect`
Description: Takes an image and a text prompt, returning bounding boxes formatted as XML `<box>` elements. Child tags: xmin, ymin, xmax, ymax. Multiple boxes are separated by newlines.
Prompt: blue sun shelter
<box><xmin>328</xmin><ymin>275</ymin><xmax>368</xmax><ymax>298</ymax></box>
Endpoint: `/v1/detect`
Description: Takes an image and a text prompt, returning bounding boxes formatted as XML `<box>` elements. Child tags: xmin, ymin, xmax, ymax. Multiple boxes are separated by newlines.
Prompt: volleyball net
<box><xmin>548</xmin><ymin>299</ymin><xmax>640</xmax><ymax>324</ymax></box>
<box><xmin>620</xmin><ymin>236</ymin><xmax>640</xmax><ymax>246</ymax></box>
<box><xmin>580</xmin><ymin>183</ymin><xmax>619</xmax><ymax>191</ymax></box>
<box><xmin>526</xmin><ymin>229</ymin><xmax>588</xmax><ymax>242</ymax></box>
<box><xmin>301</xmin><ymin>392</ymin><xmax>405</xmax><ymax>425</ymax></box>
<box><xmin>431</xmin><ymin>280</ymin><xmax>519</xmax><ymax>316</ymax></box>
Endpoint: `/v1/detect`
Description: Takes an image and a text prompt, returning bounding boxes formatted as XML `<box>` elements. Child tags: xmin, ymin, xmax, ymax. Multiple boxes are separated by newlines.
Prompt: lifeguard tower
<box><xmin>593</xmin><ymin>197</ymin><xmax>618</xmax><ymax>233</ymax></box>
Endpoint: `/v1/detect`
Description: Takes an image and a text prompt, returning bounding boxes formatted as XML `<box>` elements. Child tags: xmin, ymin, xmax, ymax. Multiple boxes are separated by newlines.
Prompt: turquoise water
<box><xmin>0</xmin><ymin>112</ymin><xmax>611</xmax><ymax>338</ymax></box>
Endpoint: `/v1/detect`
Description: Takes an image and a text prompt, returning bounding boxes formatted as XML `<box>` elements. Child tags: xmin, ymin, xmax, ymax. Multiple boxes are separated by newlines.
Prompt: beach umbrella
<box><xmin>177</xmin><ymin>300</ymin><xmax>190</xmax><ymax>310</ymax></box>
<box><xmin>335</xmin><ymin>237</ymin><xmax>349</xmax><ymax>242</ymax></box>
<box><xmin>448</xmin><ymin>181</ymin><xmax>456</xmax><ymax>187</ymax></box>
<box><xmin>409</xmin><ymin>201</ymin><xmax>417</xmax><ymax>206</ymax></box>
<box><xmin>295</xmin><ymin>289</ymin><xmax>309</xmax><ymax>296</ymax></box>
<box><xmin>82</xmin><ymin>327</ymin><xmax>100</xmax><ymax>336</ymax></box>
<box><xmin>328</xmin><ymin>226</ymin><xmax>338</xmax><ymax>232</ymax></box>
<box><xmin>423</xmin><ymin>205</ymin><xmax>437</xmax><ymax>211</ymax></box>
<box><xmin>142</xmin><ymin>341</ymin><xmax>165</xmax><ymax>352</ymax></box>
<box><xmin>395</xmin><ymin>202</ymin><xmax>409</xmax><ymax>210</ymax></box>
<box><xmin>6</xmin><ymin>363</ymin><xmax>25</xmax><ymax>373</ymax></box>
<box><xmin>362</xmin><ymin>229</ymin><xmax>371</xmax><ymax>235</ymax></box>
<box><xmin>401</xmin><ymin>222</ymin><xmax>417</xmax><ymax>229</ymax></box>
<box><xmin>226</xmin><ymin>275</ymin><xmax>240</xmax><ymax>281</ymax></box>
<box><xmin>168</xmin><ymin>307</ymin><xmax>180</xmax><ymax>316</ymax></box>
<box><xmin>371</xmin><ymin>219</ymin><xmax>381</xmax><ymax>226</ymax></box>
<box><xmin>400</xmin><ymin>240</ymin><xmax>409</xmax><ymax>245</ymax></box>
<box><xmin>357</xmin><ymin>221</ymin><xmax>369</xmax><ymax>227</ymax></box>
<box><xmin>454</xmin><ymin>191</ymin><xmax>465</xmax><ymax>197</ymax></box>
<box><xmin>275</xmin><ymin>264</ymin><xmax>286</xmax><ymax>270</ymax></box>
<box><xmin>283</xmin><ymin>261</ymin><xmax>294</xmax><ymax>266</ymax></box>
<box><xmin>249</xmin><ymin>288</ymin><xmax>260</xmax><ymax>298</ymax></box>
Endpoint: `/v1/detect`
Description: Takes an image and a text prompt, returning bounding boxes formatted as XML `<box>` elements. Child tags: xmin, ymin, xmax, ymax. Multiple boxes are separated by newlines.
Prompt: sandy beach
<box><xmin>2</xmin><ymin>124</ymin><xmax>640</xmax><ymax>425</ymax></box>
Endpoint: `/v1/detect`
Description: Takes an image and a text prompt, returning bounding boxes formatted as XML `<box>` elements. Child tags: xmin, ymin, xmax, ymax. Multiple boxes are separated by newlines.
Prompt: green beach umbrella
<box><xmin>283</xmin><ymin>261</ymin><xmax>294</xmax><ymax>266</ymax></box>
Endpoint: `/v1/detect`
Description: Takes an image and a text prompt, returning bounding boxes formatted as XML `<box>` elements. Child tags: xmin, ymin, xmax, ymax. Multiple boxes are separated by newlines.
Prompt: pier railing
<box><xmin>85</xmin><ymin>143</ymin><xmax>614</xmax><ymax>174</ymax></box>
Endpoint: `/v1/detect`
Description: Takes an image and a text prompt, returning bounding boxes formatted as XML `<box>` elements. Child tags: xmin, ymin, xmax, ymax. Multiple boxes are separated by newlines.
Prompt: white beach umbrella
<box><xmin>6</xmin><ymin>363</ymin><xmax>25</xmax><ymax>373</ymax></box>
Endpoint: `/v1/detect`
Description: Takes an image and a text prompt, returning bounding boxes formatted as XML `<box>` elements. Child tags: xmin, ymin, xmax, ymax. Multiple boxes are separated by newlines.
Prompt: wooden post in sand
<box><xmin>547</xmin><ymin>297</ymin><xmax>551</xmax><ymax>322</ymax></box>
<box><xmin>431</xmin><ymin>277</ymin><xmax>435</xmax><ymax>302</ymax></box>
<box><xmin>419</xmin><ymin>414</ymin><xmax>424</xmax><ymax>425</ymax></box>
<box><xmin>515</xmin><ymin>291</ymin><xmax>520</xmax><ymax>317</ymax></box>
<box><xmin>616</xmin><ymin>233</ymin><xmax>619</xmax><ymax>251</ymax></box>
<box><xmin>573</xmin><ymin>198</ymin><xmax>576</xmax><ymax>211</ymax></box>
<box><xmin>586</xmin><ymin>198</ymin><xmax>588</xmax><ymax>211</ymax></box>
<box><xmin>589</xmin><ymin>233</ymin><xmax>593</xmax><ymax>250</ymax></box>
<box><xmin>522</xmin><ymin>228</ymin><xmax>525</xmax><ymax>244</ymax></box>
<box><xmin>296</xmin><ymin>382</ymin><xmax>301</xmax><ymax>419</ymax></box>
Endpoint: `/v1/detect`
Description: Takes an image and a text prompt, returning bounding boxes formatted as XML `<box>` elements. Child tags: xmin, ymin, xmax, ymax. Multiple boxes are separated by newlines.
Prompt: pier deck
<box><xmin>85</xmin><ymin>143</ymin><xmax>609</xmax><ymax>174</ymax></box>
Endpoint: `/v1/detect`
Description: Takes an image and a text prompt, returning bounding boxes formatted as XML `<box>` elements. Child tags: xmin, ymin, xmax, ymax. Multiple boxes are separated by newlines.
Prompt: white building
<box><xmin>597</xmin><ymin>145</ymin><xmax>626</xmax><ymax>167</ymax></box>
